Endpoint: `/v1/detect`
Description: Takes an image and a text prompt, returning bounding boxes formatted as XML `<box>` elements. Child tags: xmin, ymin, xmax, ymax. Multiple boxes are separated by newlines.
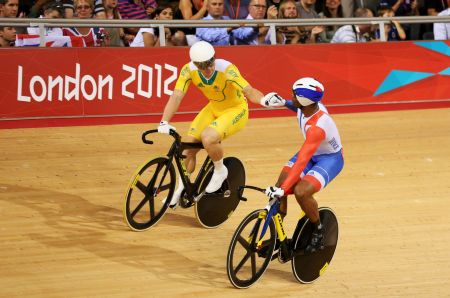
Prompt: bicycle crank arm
<box><xmin>194</xmin><ymin>191</ymin><xmax>205</xmax><ymax>202</ymax></box>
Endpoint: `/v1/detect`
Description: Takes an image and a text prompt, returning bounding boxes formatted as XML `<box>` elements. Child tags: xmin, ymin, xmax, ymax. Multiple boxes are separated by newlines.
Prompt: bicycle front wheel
<box><xmin>227</xmin><ymin>209</ymin><xmax>276</xmax><ymax>289</ymax></box>
<box><xmin>123</xmin><ymin>157</ymin><xmax>176</xmax><ymax>231</ymax></box>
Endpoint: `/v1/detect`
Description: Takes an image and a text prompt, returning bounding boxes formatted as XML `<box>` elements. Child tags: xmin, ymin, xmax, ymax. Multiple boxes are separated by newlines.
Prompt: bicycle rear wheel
<box><xmin>123</xmin><ymin>157</ymin><xmax>176</xmax><ymax>231</ymax></box>
<box><xmin>195</xmin><ymin>157</ymin><xmax>245</xmax><ymax>228</ymax></box>
<box><xmin>227</xmin><ymin>210</ymin><xmax>276</xmax><ymax>289</ymax></box>
<box><xmin>291</xmin><ymin>207</ymin><xmax>339</xmax><ymax>283</ymax></box>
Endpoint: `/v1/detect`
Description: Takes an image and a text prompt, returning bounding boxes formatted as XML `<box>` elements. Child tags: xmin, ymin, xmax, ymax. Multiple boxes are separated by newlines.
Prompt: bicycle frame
<box><xmin>144</xmin><ymin>129</ymin><xmax>213</xmax><ymax>203</ymax></box>
<box><xmin>242</xmin><ymin>185</ymin><xmax>306</xmax><ymax>260</ymax></box>
<box><xmin>172</xmin><ymin>142</ymin><xmax>213</xmax><ymax>202</ymax></box>
<box><xmin>255</xmin><ymin>198</ymin><xmax>282</xmax><ymax>249</ymax></box>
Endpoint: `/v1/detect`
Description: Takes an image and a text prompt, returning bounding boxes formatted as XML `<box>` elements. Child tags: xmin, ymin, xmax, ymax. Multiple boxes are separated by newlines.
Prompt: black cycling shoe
<box><xmin>305</xmin><ymin>229</ymin><xmax>324</xmax><ymax>254</ymax></box>
<box><xmin>257</xmin><ymin>239</ymin><xmax>280</xmax><ymax>258</ymax></box>
<box><xmin>277</xmin><ymin>239</ymin><xmax>292</xmax><ymax>263</ymax></box>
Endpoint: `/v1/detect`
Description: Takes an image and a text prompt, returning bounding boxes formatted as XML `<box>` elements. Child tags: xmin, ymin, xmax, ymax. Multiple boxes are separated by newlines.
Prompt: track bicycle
<box><xmin>226</xmin><ymin>185</ymin><xmax>338</xmax><ymax>288</ymax></box>
<box><xmin>123</xmin><ymin>129</ymin><xmax>246</xmax><ymax>231</ymax></box>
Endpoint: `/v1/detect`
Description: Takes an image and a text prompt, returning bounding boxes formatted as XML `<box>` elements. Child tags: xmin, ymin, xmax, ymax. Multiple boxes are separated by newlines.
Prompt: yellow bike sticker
<box><xmin>274</xmin><ymin>214</ymin><xmax>287</xmax><ymax>241</ymax></box>
<box><xmin>258</xmin><ymin>211</ymin><xmax>267</xmax><ymax>219</ymax></box>
<box><xmin>132</xmin><ymin>174</ymin><xmax>140</xmax><ymax>189</ymax></box>
<box><xmin>320</xmin><ymin>262</ymin><xmax>329</xmax><ymax>275</ymax></box>
<box><xmin>256</xmin><ymin>238</ymin><xmax>264</xmax><ymax>250</ymax></box>
<box><xmin>299</xmin><ymin>210</ymin><xmax>305</xmax><ymax>219</ymax></box>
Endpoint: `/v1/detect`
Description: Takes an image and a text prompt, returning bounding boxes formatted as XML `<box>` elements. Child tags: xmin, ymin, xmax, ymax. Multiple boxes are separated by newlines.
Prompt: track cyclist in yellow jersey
<box><xmin>158</xmin><ymin>41</ymin><xmax>271</xmax><ymax>209</ymax></box>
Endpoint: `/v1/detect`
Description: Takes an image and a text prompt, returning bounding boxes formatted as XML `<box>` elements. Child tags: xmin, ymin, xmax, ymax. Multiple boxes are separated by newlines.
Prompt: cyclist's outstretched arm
<box><xmin>243</xmin><ymin>85</ymin><xmax>265</xmax><ymax>105</ymax></box>
<box><xmin>161</xmin><ymin>89</ymin><xmax>185</xmax><ymax>123</ymax></box>
<box><xmin>284</xmin><ymin>100</ymin><xmax>298</xmax><ymax>113</ymax></box>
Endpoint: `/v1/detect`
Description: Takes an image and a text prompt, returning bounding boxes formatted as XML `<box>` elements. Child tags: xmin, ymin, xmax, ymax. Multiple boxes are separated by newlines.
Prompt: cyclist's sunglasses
<box><xmin>193</xmin><ymin>57</ymin><xmax>215</xmax><ymax>70</ymax></box>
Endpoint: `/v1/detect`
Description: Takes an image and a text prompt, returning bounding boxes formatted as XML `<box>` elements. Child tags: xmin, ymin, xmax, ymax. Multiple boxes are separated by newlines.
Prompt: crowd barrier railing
<box><xmin>1</xmin><ymin>15</ymin><xmax>449</xmax><ymax>46</ymax></box>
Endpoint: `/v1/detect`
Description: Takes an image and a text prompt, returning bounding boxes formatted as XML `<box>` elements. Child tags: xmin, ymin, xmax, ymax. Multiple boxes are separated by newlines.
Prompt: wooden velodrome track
<box><xmin>1</xmin><ymin>107</ymin><xmax>450</xmax><ymax>297</ymax></box>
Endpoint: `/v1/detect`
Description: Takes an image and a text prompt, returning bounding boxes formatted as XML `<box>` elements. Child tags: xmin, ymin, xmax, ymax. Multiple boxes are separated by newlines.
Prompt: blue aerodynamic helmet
<box><xmin>292</xmin><ymin>77</ymin><xmax>324</xmax><ymax>106</ymax></box>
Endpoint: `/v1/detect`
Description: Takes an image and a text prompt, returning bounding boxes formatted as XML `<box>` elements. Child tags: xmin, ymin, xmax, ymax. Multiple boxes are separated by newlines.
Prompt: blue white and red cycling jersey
<box><xmin>281</xmin><ymin>101</ymin><xmax>344</xmax><ymax>193</ymax></box>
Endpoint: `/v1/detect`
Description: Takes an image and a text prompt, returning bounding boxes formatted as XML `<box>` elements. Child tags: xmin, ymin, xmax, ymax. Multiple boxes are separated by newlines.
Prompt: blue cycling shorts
<box><xmin>284</xmin><ymin>150</ymin><xmax>344</xmax><ymax>191</ymax></box>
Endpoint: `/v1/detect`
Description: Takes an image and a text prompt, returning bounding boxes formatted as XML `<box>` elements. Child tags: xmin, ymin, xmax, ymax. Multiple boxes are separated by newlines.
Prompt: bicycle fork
<box><xmin>274</xmin><ymin>213</ymin><xmax>292</xmax><ymax>262</ymax></box>
<box><xmin>253</xmin><ymin>199</ymin><xmax>291</xmax><ymax>261</ymax></box>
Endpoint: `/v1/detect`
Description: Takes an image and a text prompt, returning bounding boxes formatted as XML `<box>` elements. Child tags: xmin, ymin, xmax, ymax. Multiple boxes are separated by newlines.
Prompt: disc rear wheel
<box><xmin>291</xmin><ymin>207</ymin><xmax>339</xmax><ymax>283</ymax></box>
<box><xmin>195</xmin><ymin>157</ymin><xmax>245</xmax><ymax>228</ymax></box>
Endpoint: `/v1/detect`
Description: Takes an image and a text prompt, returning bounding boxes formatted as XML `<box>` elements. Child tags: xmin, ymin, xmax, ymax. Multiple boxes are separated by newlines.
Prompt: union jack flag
<box><xmin>15</xmin><ymin>34</ymin><xmax>86</xmax><ymax>47</ymax></box>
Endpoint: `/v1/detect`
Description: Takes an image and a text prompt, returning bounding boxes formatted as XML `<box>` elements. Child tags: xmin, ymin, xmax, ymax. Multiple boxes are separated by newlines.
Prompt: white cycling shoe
<box><xmin>205</xmin><ymin>166</ymin><xmax>228</xmax><ymax>193</ymax></box>
<box><xmin>162</xmin><ymin>185</ymin><xmax>184</xmax><ymax>209</ymax></box>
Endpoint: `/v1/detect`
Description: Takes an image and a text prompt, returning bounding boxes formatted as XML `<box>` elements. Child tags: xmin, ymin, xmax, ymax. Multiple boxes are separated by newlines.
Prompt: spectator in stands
<box><xmin>337</xmin><ymin>0</ymin><xmax>356</xmax><ymax>17</ymax></box>
<box><xmin>433</xmin><ymin>0</ymin><xmax>450</xmax><ymax>40</ymax></box>
<box><xmin>330</xmin><ymin>7</ymin><xmax>375</xmax><ymax>42</ymax></box>
<box><xmin>425</xmin><ymin>0</ymin><xmax>448</xmax><ymax>15</ymax></box>
<box><xmin>267</xmin><ymin>0</ymin><xmax>282</xmax><ymax>9</ymax></box>
<box><xmin>0</xmin><ymin>0</ymin><xmax>18</xmax><ymax>17</ymax></box>
<box><xmin>297</xmin><ymin>0</ymin><xmax>325</xmax><ymax>43</ymax></box>
<box><xmin>378</xmin><ymin>0</ymin><xmax>420</xmax><ymax>39</ymax></box>
<box><xmin>316</xmin><ymin>0</ymin><xmax>377</xmax><ymax>17</ymax></box>
<box><xmin>231</xmin><ymin>0</ymin><xmax>283</xmax><ymax>44</ymax></box>
<box><xmin>420</xmin><ymin>0</ymin><xmax>447</xmax><ymax>39</ymax></box>
<box><xmin>267</xmin><ymin>2</ymin><xmax>279</xmax><ymax>18</ymax></box>
<box><xmin>27</xmin><ymin>1</ymin><xmax>64</xmax><ymax>36</ymax></box>
<box><xmin>196</xmin><ymin>0</ymin><xmax>232</xmax><ymax>45</ymax></box>
<box><xmin>63</xmin><ymin>0</ymin><xmax>106</xmax><ymax>18</ymax></box>
<box><xmin>277</xmin><ymin>0</ymin><xmax>305</xmax><ymax>44</ymax></box>
<box><xmin>63</xmin><ymin>0</ymin><xmax>108</xmax><ymax>46</ymax></box>
<box><xmin>0</xmin><ymin>26</ymin><xmax>16</xmax><ymax>47</ymax></box>
<box><xmin>117</xmin><ymin>0</ymin><xmax>156</xmax><ymax>19</ymax></box>
<box><xmin>379</xmin><ymin>0</ymin><xmax>419</xmax><ymax>17</ymax></box>
<box><xmin>103</xmin><ymin>0</ymin><xmax>126</xmax><ymax>46</ymax></box>
<box><xmin>130</xmin><ymin>4</ymin><xmax>187</xmax><ymax>47</ymax></box>
<box><xmin>117</xmin><ymin>0</ymin><xmax>157</xmax><ymax>36</ymax></box>
<box><xmin>298</xmin><ymin>0</ymin><xmax>318</xmax><ymax>17</ymax></box>
<box><xmin>27</xmin><ymin>0</ymin><xmax>53</xmax><ymax>18</ymax></box>
<box><xmin>375</xmin><ymin>5</ymin><xmax>406</xmax><ymax>41</ymax></box>
<box><xmin>223</xmin><ymin>0</ymin><xmax>250</xmax><ymax>19</ymax></box>
<box><xmin>356</xmin><ymin>0</ymin><xmax>379</xmax><ymax>14</ymax></box>
<box><xmin>1</xmin><ymin>0</ymin><xmax>27</xmax><ymax>34</ymax></box>
<box><xmin>318</xmin><ymin>0</ymin><xmax>344</xmax><ymax>43</ymax></box>
<box><xmin>175</xmin><ymin>0</ymin><xmax>208</xmax><ymax>45</ymax></box>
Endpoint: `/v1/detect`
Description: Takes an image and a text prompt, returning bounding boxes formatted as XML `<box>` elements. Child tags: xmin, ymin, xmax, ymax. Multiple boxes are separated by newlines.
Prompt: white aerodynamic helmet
<box><xmin>292</xmin><ymin>77</ymin><xmax>325</xmax><ymax>106</ymax></box>
<box><xmin>189</xmin><ymin>41</ymin><xmax>215</xmax><ymax>63</ymax></box>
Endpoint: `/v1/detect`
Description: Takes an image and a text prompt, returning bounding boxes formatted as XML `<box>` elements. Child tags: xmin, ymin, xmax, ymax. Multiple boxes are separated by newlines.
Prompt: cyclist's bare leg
<box><xmin>182</xmin><ymin>135</ymin><xmax>201</xmax><ymax>174</ymax></box>
<box><xmin>294</xmin><ymin>180</ymin><xmax>325</xmax><ymax>252</ymax></box>
<box><xmin>201</xmin><ymin>127</ymin><xmax>228</xmax><ymax>193</ymax></box>
<box><xmin>168</xmin><ymin>135</ymin><xmax>200</xmax><ymax>208</ymax></box>
<box><xmin>200</xmin><ymin>127</ymin><xmax>223</xmax><ymax>162</ymax></box>
<box><xmin>293</xmin><ymin>180</ymin><xmax>319</xmax><ymax>223</ymax></box>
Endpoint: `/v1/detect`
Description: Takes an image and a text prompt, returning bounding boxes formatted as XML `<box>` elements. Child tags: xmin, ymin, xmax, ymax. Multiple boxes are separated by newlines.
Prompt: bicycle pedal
<box><xmin>277</xmin><ymin>251</ymin><xmax>292</xmax><ymax>264</ymax></box>
<box><xmin>194</xmin><ymin>191</ymin><xmax>205</xmax><ymax>202</ymax></box>
<box><xmin>270</xmin><ymin>252</ymin><xmax>278</xmax><ymax>261</ymax></box>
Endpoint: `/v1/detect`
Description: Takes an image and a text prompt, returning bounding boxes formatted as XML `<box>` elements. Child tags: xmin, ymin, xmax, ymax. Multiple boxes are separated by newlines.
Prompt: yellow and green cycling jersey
<box><xmin>174</xmin><ymin>59</ymin><xmax>250</xmax><ymax>115</ymax></box>
<box><xmin>174</xmin><ymin>59</ymin><xmax>251</xmax><ymax>141</ymax></box>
